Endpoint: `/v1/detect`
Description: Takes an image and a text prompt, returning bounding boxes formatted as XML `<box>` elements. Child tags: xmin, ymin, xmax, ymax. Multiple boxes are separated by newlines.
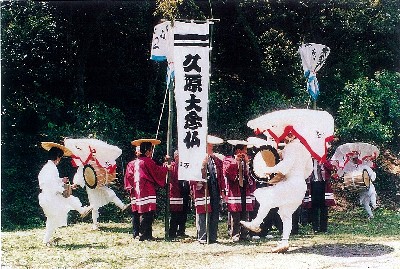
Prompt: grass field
<box><xmin>2</xmin><ymin>207</ymin><xmax>399</xmax><ymax>269</ymax></box>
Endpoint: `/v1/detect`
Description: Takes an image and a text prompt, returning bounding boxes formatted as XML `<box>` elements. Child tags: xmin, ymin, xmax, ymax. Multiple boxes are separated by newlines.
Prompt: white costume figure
<box><xmin>65</xmin><ymin>138</ymin><xmax>128</xmax><ymax>230</ymax></box>
<box><xmin>339</xmin><ymin>160</ymin><xmax>377</xmax><ymax>219</ymax></box>
<box><xmin>73</xmin><ymin>166</ymin><xmax>128</xmax><ymax>230</ymax></box>
<box><xmin>245</xmin><ymin>109</ymin><xmax>334</xmax><ymax>252</ymax></box>
<box><xmin>360</xmin><ymin>181</ymin><xmax>377</xmax><ymax>219</ymax></box>
<box><xmin>38</xmin><ymin>145</ymin><xmax>92</xmax><ymax>246</ymax></box>
<box><xmin>241</xmin><ymin>136</ymin><xmax>312</xmax><ymax>253</ymax></box>
<box><xmin>331</xmin><ymin>142</ymin><xmax>379</xmax><ymax>219</ymax></box>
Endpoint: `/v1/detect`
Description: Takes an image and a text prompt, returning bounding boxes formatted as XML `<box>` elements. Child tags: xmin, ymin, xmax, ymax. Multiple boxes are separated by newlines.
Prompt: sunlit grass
<box><xmin>2</xmin><ymin>209</ymin><xmax>399</xmax><ymax>269</ymax></box>
<box><xmin>329</xmin><ymin>207</ymin><xmax>400</xmax><ymax>237</ymax></box>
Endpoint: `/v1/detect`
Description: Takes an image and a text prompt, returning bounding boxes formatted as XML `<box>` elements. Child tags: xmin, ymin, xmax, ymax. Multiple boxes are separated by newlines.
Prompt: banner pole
<box><xmin>205</xmin><ymin>180</ymin><xmax>209</xmax><ymax>244</ymax></box>
<box><xmin>165</xmin><ymin>78</ymin><xmax>174</xmax><ymax>241</ymax></box>
<box><xmin>204</xmin><ymin>19</ymin><xmax>216</xmax><ymax>244</ymax></box>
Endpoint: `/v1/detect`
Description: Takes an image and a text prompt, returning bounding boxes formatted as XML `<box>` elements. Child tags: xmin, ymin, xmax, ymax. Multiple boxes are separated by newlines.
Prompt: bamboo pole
<box><xmin>204</xmin><ymin>19</ymin><xmax>216</xmax><ymax>244</ymax></box>
<box><xmin>165</xmin><ymin>78</ymin><xmax>174</xmax><ymax>240</ymax></box>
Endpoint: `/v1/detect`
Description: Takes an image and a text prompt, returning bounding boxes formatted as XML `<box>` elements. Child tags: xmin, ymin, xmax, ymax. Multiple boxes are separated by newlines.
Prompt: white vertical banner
<box><xmin>173</xmin><ymin>21</ymin><xmax>210</xmax><ymax>181</ymax></box>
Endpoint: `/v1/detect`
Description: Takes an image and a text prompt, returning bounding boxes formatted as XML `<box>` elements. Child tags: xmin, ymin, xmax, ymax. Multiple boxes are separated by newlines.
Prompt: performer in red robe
<box><xmin>124</xmin><ymin>139</ymin><xmax>169</xmax><ymax>241</ymax></box>
<box><xmin>168</xmin><ymin>150</ymin><xmax>190</xmax><ymax>238</ymax></box>
<box><xmin>124</xmin><ymin>148</ymin><xmax>140</xmax><ymax>238</ymax></box>
<box><xmin>223</xmin><ymin>140</ymin><xmax>256</xmax><ymax>242</ymax></box>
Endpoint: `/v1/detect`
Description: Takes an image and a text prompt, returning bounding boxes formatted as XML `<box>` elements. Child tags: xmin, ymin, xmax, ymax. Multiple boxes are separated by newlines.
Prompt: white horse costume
<box><xmin>73</xmin><ymin>167</ymin><xmax>127</xmax><ymax>229</ymax></box>
<box><xmin>242</xmin><ymin>109</ymin><xmax>335</xmax><ymax>253</ymax></box>
<box><xmin>247</xmin><ymin>139</ymin><xmax>312</xmax><ymax>238</ymax></box>
<box><xmin>65</xmin><ymin>138</ymin><xmax>128</xmax><ymax>230</ymax></box>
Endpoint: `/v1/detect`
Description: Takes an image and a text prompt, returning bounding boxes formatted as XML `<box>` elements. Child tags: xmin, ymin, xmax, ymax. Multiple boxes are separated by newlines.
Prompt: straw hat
<box><xmin>207</xmin><ymin>135</ymin><xmax>224</xmax><ymax>145</ymax></box>
<box><xmin>41</xmin><ymin>142</ymin><xmax>72</xmax><ymax>157</ymax></box>
<box><xmin>227</xmin><ymin>139</ymin><xmax>250</xmax><ymax>146</ymax></box>
<box><xmin>131</xmin><ymin>139</ymin><xmax>161</xmax><ymax>146</ymax></box>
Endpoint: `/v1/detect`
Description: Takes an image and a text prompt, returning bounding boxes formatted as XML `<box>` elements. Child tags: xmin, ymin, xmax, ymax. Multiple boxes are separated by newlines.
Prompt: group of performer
<box><xmin>38</xmin><ymin>134</ymin><xmax>379</xmax><ymax>252</ymax></box>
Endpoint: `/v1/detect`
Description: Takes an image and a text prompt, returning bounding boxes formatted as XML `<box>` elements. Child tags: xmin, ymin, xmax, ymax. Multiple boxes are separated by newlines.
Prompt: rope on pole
<box><xmin>152</xmin><ymin>82</ymin><xmax>169</xmax><ymax>159</ymax></box>
<box><xmin>155</xmin><ymin>84</ymin><xmax>169</xmax><ymax>141</ymax></box>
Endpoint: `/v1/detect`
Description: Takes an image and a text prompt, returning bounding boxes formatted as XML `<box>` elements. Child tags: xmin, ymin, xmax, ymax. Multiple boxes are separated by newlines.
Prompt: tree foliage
<box><xmin>1</xmin><ymin>0</ymin><xmax>399</xmax><ymax>229</ymax></box>
<box><xmin>336</xmin><ymin>71</ymin><xmax>400</xmax><ymax>148</ymax></box>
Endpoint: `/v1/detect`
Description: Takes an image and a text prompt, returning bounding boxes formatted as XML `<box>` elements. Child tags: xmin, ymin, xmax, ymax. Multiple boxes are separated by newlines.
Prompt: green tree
<box><xmin>336</xmin><ymin>71</ymin><xmax>400</xmax><ymax>151</ymax></box>
<box><xmin>1</xmin><ymin>1</ymin><xmax>66</xmax><ymax>98</ymax></box>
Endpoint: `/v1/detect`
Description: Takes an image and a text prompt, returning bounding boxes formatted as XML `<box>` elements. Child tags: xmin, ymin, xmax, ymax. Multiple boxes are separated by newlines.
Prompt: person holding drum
<box><xmin>38</xmin><ymin>143</ymin><xmax>92</xmax><ymax>246</ymax></box>
<box><xmin>341</xmin><ymin>155</ymin><xmax>378</xmax><ymax>219</ymax></box>
<box><xmin>124</xmin><ymin>139</ymin><xmax>170</xmax><ymax>241</ymax></box>
<box><xmin>247</xmin><ymin>137</ymin><xmax>283</xmax><ymax>240</ymax></box>
<box><xmin>223</xmin><ymin>140</ymin><xmax>256</xmax><ymax>242</ymax></box>
<box><xmin>360</xmin><ymin>180</ymin><xmax>377</xmax><ymax>219</ymax></box>
<box><xmin>240</xmin><ymin>133</ymin><xmax>313</xmax><ymax>253</ymax></box>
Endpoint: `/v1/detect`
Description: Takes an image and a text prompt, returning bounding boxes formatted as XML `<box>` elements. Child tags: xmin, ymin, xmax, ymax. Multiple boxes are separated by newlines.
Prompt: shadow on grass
<box><xmin>291</xmin><ymin>243</ymin><xmax>394</xmax><ymax>257</ymax></box>
<box><xmin>56</xmin><ymin>243</ymin><xmax>109</xmax><ymax>250</ymax></box>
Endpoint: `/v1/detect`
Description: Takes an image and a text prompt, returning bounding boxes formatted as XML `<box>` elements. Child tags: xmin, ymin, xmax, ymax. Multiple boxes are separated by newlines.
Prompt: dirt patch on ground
<box><xmin>195</xmin><ymin>240</ymin><xmax>400</xmax><ymax>269</ymax></box>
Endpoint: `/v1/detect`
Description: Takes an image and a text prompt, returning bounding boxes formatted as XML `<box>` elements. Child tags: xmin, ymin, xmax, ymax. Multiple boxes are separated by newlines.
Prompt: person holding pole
<box><xmin>191</xmin><ymin>135</ymin><xmax>225</xmax><ymax>244</ymax></box>
<box><xmin>167</xmin><ymin>150</ymin><xmax>190</xmax><ymax>238</ymax></box>
<box><xmin>124</xmin><ymin>139</ymin><xmax>170</xmax><ymax>241</ymax></box>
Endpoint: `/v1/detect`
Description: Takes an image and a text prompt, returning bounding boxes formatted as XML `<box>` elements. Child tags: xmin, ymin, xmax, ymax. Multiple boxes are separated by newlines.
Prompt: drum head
<box><xmin>362</xmin><ymin>169</ymin><xmax>371</xmax><ymax>188</ymax></box>
<box><xmin>83</xmin><ymin>164</ymin><xmax>97</xmax><ymax>189</ymax></box>
<box><xmin>260</xmin><ymin>149</ymin><xmax>278</xmax><ymax>167</ymax></box>
<box><xmin>250</xmin><ymin>145</ymin><xmax>280</xmax><ymax>182</ymax></box>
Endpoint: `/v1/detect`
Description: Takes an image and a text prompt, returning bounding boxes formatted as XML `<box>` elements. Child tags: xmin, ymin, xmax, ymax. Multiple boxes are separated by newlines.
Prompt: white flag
<box><xmin>173</xmin><ymin>21</ymin><xmax>210</xmax><ymax>181</ymax></box>
<box><xmin>150</xmin><ymin>21</ymin><xmax>173</xmax><ymax>62</ymax></box>
<box><xmin>299</xmin><ymin>43</ymin><xmax>330</xmax><ymax>100</ymax></box>
<box><xmin>150</xmin><ymin>21</ymin><xmax>175</xmax><ymax>87</ymax></box>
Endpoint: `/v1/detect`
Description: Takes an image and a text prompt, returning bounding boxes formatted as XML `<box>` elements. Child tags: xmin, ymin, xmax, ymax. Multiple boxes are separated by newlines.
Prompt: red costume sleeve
<box><xmin>143</xmin><ymin>157</ymin><xmax>168</xmax><ymax>188</ymax></box>
<box><xmin>223</xmin><ymin>156</ymin><xmax>238</xmax><ymax>182</ymax></box>
<box><xmin>124</xmin><ymin>161</ymin><xmax>135</xmax><ymax>192</ymax></box>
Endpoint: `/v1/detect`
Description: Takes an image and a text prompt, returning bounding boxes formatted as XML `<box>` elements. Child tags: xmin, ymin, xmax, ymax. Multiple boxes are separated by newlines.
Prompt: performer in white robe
<box><xmin>38</xmin><ymin>145</ymin><xmax>92</xmax><ymax>246</ymax></box>
<box><xmin>73</xmin><ymin>166</ymin><xmax>129</xmax><ymax>230</ymax></box>
<box><xmin>359</xmin><ymin>182</ymin><xmax>377</xmax><ymax>219</ymax></box>
<box><xmin>339</xmin><ymin>157</ymin><xmax>378</xmax><ymax>219</ymax></box>
<box><xmin>240</xmin><ymin>134</ymin><xmax>312</xmax><ymax>253</ymax></box>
